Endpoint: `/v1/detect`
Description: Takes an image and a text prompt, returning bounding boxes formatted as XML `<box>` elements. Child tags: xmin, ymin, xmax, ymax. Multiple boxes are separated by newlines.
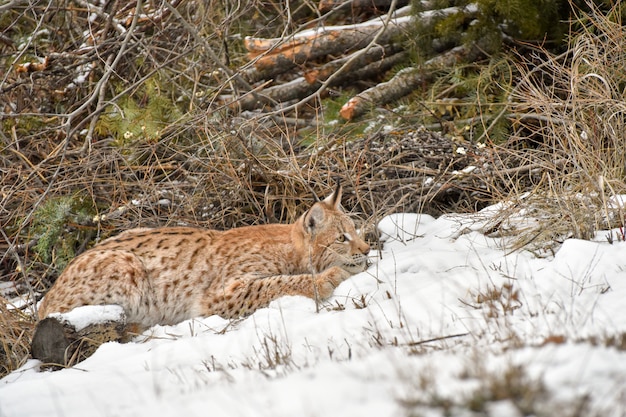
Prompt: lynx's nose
<box><xmin>358</xmin><ymin>240</ymin><xmax>370</xmax><ymax>255</ymax></box>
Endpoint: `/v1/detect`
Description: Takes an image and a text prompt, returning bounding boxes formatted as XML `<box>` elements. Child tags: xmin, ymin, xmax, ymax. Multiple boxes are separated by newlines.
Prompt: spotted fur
<box><xmin>38</xmin><ymin>184</ymin><xmax>370</xmax><ymax>328</ymax></box>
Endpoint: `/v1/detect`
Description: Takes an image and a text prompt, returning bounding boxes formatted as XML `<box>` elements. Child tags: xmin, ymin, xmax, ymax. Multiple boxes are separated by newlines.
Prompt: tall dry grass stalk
<box><xmin>486</xmin><ymin>2</ymin><xmax>626</xmax><ymax>252</ymax></box>
<box><xmin>0</xmin><ymin>297</ymin><xmax>35</xmax><ymax>376</ymax></box>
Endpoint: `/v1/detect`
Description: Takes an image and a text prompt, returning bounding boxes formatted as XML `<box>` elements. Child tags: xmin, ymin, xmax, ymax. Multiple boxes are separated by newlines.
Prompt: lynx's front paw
<box><xmin>315</xmin><ymin>266</ymin><xmax>352</xmax><ymax>299</ymax></box>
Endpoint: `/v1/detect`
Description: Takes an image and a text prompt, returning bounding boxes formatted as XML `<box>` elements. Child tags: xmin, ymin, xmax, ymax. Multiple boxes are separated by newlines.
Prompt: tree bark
<box><xmin>240</xmin><ymin>5</ymin><xmax>473</xmax><ymax>84</ymax></box>
<box><xmin>242</xmin><ymin>16</ymin><xmax>412</xmax><ymax>83</ymax></box>
<box><xmin>31</xmin><ymin>315</ymin><xmax>128</xmax><ymax>368</ymax></box>
<box><xmin>230</xmin><ymin>45</ymin><xmax>405</xmax><ymax>111</ymax></box>
<box><xmin>339</xmin><ymin>43</ymin><xmax>483</xmax><ymax>120</ymax></box>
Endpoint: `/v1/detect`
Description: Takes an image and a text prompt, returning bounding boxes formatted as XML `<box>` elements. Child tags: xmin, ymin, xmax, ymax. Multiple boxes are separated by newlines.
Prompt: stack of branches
<box><xmin>221</xmin><ymin>0</ymin><xmax>482</xmax><ymax>120</ymax></box>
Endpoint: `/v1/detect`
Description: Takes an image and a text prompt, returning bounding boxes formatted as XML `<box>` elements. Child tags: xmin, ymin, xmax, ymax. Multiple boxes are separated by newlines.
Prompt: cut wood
<box><xmin>302</xmin><ymin>44</ymin><xmax>402</xmax><ymax>84</ymax></box>
<box><xmin>244</xmin><ymin>6</ymin><xmax>411</xmax><ymax>55</ymax></box>
<box><xmin>230</xmin><ymin>45</ymin><xmax>405</xmax><ymax>111</ymax></box>
<box><xmin>242</xmin><ymin>15</ymin><xmax>412</xmax><ymax>83</ymax></box>
<box><xmin>31</xmin><ymin>316</ymin><xmax>128</xmax><ymax>368</ymax></box>
<box><xmin>30</xmin><ymin>306</ymin><xmax>130</xmax><ymax>368</ymax></box>
<box><xmin>339</xmin><ymin>43</ymin><xmax>483</xmax><ymax>120</ymax></box>
<box><xmin>240</xmin><ymin>5</ymin><xmax>473</xmax><ymax>84</ymax></box>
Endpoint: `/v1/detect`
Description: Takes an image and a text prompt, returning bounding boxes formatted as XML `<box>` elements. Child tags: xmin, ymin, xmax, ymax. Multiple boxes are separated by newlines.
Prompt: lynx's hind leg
<box><xmin>38</xmin><ymin>250</ymin><xmax>154</xmax><ymax>325</ymax></box>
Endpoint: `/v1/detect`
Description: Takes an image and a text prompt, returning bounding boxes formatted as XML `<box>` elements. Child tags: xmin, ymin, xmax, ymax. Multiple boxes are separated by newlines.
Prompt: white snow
<box><xmin>49</xmin><ymin>305</ymin><xmax>126</xmax><ymax>332</ymax></box>
<box><xmin>2</xmin><ymin>209</ymin><xmax>626</xmax><ymax>416</ymax></box>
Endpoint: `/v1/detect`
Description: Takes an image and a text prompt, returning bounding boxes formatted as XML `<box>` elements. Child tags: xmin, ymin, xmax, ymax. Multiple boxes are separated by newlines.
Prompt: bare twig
<box><xmin>404</xmin><ymin>332</ymin><xmax>469</xmax><ymax>347</ymax></box>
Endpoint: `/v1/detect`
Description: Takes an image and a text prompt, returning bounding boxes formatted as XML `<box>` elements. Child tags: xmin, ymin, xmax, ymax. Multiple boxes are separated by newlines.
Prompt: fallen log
<box><xmin>339</xmin><ymin>43</ymin><xmax>483</xmax><ymax>120</ymax></box>
<box><xmin>242</xmin><ymin>17</ymin><xmax>411</xmax><ymax>83</ymax></box>
<box><xmin>241</xmin><ymin>5</ymin><xmax>473</xmax><ymax>83</ymax></box>
<box><xmin>244</xmin><ymin>5</ymin><xmax>411</xmax><ymax>55</ymax></box>
<box><xmin>230</xmin><ymin>45</ymin><xmax>405</xmax><ymax>111</ymax></box>
<box><xmin>303</xmin><ymin>43</ymin><xmax>402</xmax><ymax>83</ymax></box>
<box><xmin>31</xmin><ymin>306</ymin><xmax>129</xmax><ymax>368</ymax></box>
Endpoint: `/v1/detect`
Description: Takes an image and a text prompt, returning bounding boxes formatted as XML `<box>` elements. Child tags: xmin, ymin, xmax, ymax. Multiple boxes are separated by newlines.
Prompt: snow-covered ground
<box><xmin>2</xmin><ymin>210</ymin><xmax>626</xmax><ymax>417</ymax></box>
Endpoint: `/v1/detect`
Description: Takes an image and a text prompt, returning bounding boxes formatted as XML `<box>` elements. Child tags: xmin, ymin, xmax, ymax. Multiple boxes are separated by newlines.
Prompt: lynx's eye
<box><xmin>337</xmin><ymin>233</ymin><xmax>350</xmax><ymax>243</ymax></box>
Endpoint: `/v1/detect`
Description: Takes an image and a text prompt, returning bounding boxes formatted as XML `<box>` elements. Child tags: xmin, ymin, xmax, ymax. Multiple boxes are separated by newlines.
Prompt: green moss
<box><xmin>2</xmin><ymin>116</ymin><xmax>46</xmax><ymax>140</ymax></box>
<box><xmin>412</xmin><ymin>0</ymin><xmax>569</xmax><ymax>58</ymax></box>
<box><xmin>96</xmin><ymin>77</ymin><xmax>184</xmax><ymax>157</ymax></box>
<box><xmin>392</xmin><ymin>56</ymin><xmax>513</xmax><ymax>143</ymax></box>
<box><xmin>293</xmin><ymin>92</ymin><xmax>370</xmax><ymax>146</ymax></box>
<box><xmin>31</xmin><ymin>194</ymin><xmax>97</xmax><ymax>270</ymax></box>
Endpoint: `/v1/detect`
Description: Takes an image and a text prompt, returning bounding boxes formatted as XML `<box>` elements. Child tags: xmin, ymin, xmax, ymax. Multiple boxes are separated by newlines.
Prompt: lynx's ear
<box><xmin>305</xmin><ymin>204</ymin><xmax>325</xmax><ymax>234</ymax></box>
<box><xmin>305</xmin><ymin>180</ymin><xmax>342</xmax><ymax>234</ymax></box>
<box><xmin>322</xmin><ymin>180</ymin><xmax>342</xmax><ymax>210</ymax></box>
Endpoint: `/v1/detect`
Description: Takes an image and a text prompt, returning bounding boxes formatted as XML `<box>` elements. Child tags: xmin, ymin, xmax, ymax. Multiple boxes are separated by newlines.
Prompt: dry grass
<box><xmin>0</xmin><ymin>297</ymin><xmax>35</xmax><ymax>376</ymax></box>
<box><xmin>481</xmin><ymin>1</ymin><xmax>626</xmax><ymax>253</ymax></box>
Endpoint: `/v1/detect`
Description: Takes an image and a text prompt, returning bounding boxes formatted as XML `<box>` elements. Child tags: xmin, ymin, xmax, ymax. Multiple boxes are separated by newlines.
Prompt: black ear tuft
<box><xmin>306</xmin><ymin>182</ymin><xmax>321</xmax><ymax>203</ymax></box>
<box><xmin>323</xmin><ymin>179</ymin><xmax>342</xmax><ymax>210</ymax></box>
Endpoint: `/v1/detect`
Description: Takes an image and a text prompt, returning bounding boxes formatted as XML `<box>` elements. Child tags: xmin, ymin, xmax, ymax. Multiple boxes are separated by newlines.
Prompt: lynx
<box><xmin>37</xmin><ymin>183</ymin><xmax>370</xmax><ymax>329</ymax></box>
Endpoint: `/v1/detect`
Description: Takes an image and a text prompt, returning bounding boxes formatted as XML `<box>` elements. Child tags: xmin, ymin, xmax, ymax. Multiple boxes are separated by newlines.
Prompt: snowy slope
<box><xmin>1</xmin><ymin>211</ymin><xmax>626</xmax><ymax>417</ymax></box>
